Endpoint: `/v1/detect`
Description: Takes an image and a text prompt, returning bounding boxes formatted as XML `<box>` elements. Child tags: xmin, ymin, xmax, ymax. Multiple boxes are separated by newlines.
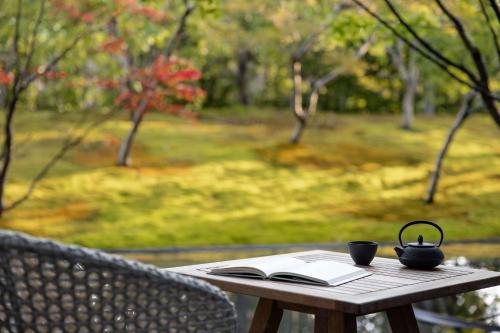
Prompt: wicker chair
<box><xmin>0</xmin><ymin>231</ymin><xmax>237</xmax><ymax>333</ymax></box>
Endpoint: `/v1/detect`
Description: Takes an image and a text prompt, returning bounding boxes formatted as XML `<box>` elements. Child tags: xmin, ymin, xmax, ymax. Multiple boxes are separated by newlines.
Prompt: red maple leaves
<box><xmin>0</xmin><ymin>67</ymin><xmax>13</xmax><ymax>86</ymax></box>
<box><xmin>50</xmin><ymin>0</ymin><xmax>167</xmax><ymax>24</ymax></box>
<box><xmin>50</xmin><ymin>0</ymin><xmax>95</xmax><ymax>23</ymax></box>
<box><xmin>113</xmin><ymin>0</ymin><xmax>167</xmax><ymax>22</ymax></box>
<box><xmin>42</xmin><ymin>0</ymin><xmax>203</xmax><ymax>118</ymax></box>
<box><xmin>43</xmin><ymin>70</ymin><xmax>68</xmax><ymax>80</ymax></box>
<box><xmin>0</xmin><ymin>66</ymin><xmax>68</xmax><ymax>87</ymax></box>
<box><xmin>110</xmin><ymin>56</ymin><xmax>204</xmax><ymax>116</ymax></box>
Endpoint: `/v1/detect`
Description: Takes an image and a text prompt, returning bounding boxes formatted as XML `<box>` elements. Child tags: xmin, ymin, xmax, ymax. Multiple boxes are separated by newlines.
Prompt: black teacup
<box><xmin>348</xmin><ymin>241</ymin><xmax>378</xmax><ymax>266</ymax></box>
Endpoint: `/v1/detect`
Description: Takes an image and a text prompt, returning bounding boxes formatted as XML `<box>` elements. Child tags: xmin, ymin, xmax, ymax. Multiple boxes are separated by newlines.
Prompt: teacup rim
<box><xmin>348</xmin><ymin>241</ymin><xmax>378</xmax><ymax>245</ymax></box>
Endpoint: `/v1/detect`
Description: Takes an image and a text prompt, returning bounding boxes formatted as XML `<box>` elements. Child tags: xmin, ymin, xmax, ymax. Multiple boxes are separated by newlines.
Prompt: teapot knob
<box><xmin>418</xmin><ymin>235</ymin><xmax>423</xmax><ymax>245</ymax></box>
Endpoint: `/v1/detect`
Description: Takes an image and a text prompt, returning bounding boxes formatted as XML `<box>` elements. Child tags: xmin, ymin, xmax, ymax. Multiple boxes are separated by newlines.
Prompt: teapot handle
<box><xmin>399</xmin><ymin>220</ymin><xmax>444</xmax><ymax>247</ymax></box>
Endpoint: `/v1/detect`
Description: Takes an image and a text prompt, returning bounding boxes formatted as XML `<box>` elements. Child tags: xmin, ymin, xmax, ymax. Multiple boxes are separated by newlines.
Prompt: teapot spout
<box><xmin>394</xmin><ymin>245</ymin><xmax>405</xmax><ymax>258</ymax></box>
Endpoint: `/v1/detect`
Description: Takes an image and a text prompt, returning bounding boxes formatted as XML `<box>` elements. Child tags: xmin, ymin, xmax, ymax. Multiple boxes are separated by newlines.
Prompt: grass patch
<box><xmin>1</xmin><ymin>109</ymin><xmax>499</xmax><ymax>249</ymax></box>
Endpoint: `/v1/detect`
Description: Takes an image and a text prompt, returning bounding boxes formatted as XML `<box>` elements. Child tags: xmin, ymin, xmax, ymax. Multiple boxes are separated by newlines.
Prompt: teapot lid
<box><xmin>407</xmin><ymin>235</ymin><xmax>437</xmax><ymax>248</ymax></box>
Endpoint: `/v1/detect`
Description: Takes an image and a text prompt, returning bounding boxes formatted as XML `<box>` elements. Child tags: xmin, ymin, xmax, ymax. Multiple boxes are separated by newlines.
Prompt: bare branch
<box><xmin>351</xmin><ymin>0</ymin><xmax>473</xmax><ymax>87</ymax></box>
<box><xmin>291</xmin><ymin>61</ymin><xmax>305</xmax><ymax>119</ymax></box>
<box><xmin>307</xmin><ymin>68</ymin><xmax>342</xmax><ymax>118</ymax></box>
<box><xmin>0</xmin><ymin>134</ymin><xmax>33</xmax><ymax>160</ymax></box>
<box><xmin>307</xmin><ymin>37</ymin><xmax>372</xmax><ymax>116</ymax></box>
<box><xmin>289</xmin><ymin>36</ymin><xmax>371</xmax><ymax>143</ymax></box>
<box><xmin>292</xmin><ymin>29</ymin><xmax>327</xmax><ymax>61</ymax></box>
<box><xmin>355</xmin><ymin>36</ymin><xmax>373</xmax><ymax>58</ymax></box>
<box><xmin>352</xmin><ymin>0</ymin><xmax>500</xmax><ymax>101</ymax></box>
<box><xmin>4</xmin><ymin>110</ymin><xmax>116</xmax><ymax>211</ymax></box>
<box><xmin>425</xmin><ymin>91</ymin><xmax>477</xmax><ymax>203</ymax></box>
<box><xmin>290</xmin><ymin>1</ymin><xmax>359</xmax><ymax>125</ymax></box>
<box><xmin>479</xmin><ymin>0</ymin><xmax>500</xmax><ymax>64</ymax></box>
<box><xmin>388</xmin><ymin>39</ymin><xmax>408</xmax><ymax>79</ymax></box>
<box><xmin>163</xmin><ymin>0</ymin><xmax>196</xmax><ymax>58</ymax></box>
<box><xmin>382</xmin><ymin>0</ymin><xmax>479</xmax><ymax>86</ymax></box>
<box><xmin>19</xmin><ymin>29</ymin><xmax>94</xmax><ymax>92</ymax></box>
<box><xmin>24</xmin><ymin>0</ymin><xmax>46</xmax><ymax>75</ymax></box>
<box><xmin>292</xmin><ymin>3</ymin><xmax>352</xmax><ymax>61</ymax></box>
<box><xmin>435</xmin><ymin>0</ymin><xmax>500</xmax><ymax>126</ymax></box>
<box><xmin>12</xmin><ymin>0</ymin><xmax>23</xmax><ymax>91</ymax></box>
<box><xmin>435</xmin><ymin>0</ymin><xmax>480</xmax><ymax>63</ymax></box>
<box><xmin>316</xmin><ymin>38</ymin><xmax>372</xmax><ymax>91</ymax></box>
<box><xmin>489</xmin><ymin>0</ymin><xmax>500</xmax><ymax>23</ymax></box>
<box><xmin>0</xmin><ymin>1</ymin><xmax>23</xmax><ymax>213</ymax></box>
<box><xmin>0</xmin><ymin>95</ymin><xmax>20</xmax><ymax>213</ymax></box>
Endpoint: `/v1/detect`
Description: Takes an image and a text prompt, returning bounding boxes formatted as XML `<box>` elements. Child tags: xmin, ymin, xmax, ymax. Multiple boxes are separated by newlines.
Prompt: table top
<box><xmin>166</xmin><ymin>250</ymin><xmax>500</xmax><ymax>315</ymax></box>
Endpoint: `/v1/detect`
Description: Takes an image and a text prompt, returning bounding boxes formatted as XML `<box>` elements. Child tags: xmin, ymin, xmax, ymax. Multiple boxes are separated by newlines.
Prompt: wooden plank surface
<box><xmin>165</xmin><ymin>250</ymin><xmax>500</xmax><ymax>315</ymax></box>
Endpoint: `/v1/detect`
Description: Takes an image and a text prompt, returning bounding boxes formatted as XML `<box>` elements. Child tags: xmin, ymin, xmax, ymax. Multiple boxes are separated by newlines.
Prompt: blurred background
<box><xmin>0</xmin><ymin>0</ymin><xmax>498</xmax><ymax>331</ymax></box>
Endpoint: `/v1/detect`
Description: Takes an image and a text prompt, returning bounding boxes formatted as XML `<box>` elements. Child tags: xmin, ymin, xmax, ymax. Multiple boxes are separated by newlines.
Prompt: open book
<box><xmin>208</xmin><ymin>253</ymin><xmax>371</xmax><ymax>286</ymax></box>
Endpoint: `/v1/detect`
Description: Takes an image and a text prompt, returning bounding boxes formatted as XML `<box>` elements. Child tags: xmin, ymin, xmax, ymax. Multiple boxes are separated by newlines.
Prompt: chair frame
<box><xmin>0</xmin><ymin>231</ymin><xmax>237</xmax><ymax>332</ymax></box>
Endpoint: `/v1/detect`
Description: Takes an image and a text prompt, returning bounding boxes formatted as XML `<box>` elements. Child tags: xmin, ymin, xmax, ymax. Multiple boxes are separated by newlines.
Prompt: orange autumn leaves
<box><xmin>100</xmin><ymin>38</ymin><xmax>125</xmax><ymax>54</ymax></box>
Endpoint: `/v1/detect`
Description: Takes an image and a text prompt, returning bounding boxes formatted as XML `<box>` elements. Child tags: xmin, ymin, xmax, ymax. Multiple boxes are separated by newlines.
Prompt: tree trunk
<box><xmin>423</xmin><ymin>83</ymin><xmax>435</xmax><ymax>116</ymax></box>
<box><xmin>290</xmin><ymin>117</ymin><xmax>306</xmax><ymax>144</ymax></box>
<box><xmin>478</xmin><ymin>88</ymin><xmax>500</xmax><ymax>127</ymax></box>
<box><xmin>289</xmin><ymin>60</ymin><xmax>306</xmax><ymax>144</ymax></box>
<box><xmin>401</xmin><ymin>78</ymin><xmax>417</xmax><ymax>130</ymax></box>
<box><xmin>237</xmin><ymin>49</ymin><xmax>251</xmax><ymax>105</ymax></box>
<box><xmin>425</xmin><ymin>92</ymin><xmax>476</xmax><ymax>203</ymax></box>
<box><xmin>117</xmin><ymin>108</ymin><xmax>144</xmax><ymax>167</ymax></box>
<box><xmin>0</xmin><ymin>96</ymin><xmax>19</xmax><ymax>216</ymax></box>
<box><xmin>401</xmin><ymin>50</ymin><xmax>418</xmax><ymax>130</ymax></box>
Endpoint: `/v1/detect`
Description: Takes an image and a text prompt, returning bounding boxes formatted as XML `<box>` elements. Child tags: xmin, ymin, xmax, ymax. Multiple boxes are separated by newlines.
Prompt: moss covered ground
<box><xmin>2</xmin><ymin>108</ymin><xmax>499</xmax><ymax>249</ymax></box>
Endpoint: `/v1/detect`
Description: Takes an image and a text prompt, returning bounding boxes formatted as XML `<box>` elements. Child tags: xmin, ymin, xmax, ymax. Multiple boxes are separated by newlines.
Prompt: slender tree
<box><xmin>426</xmin><ymin>92</ymin><xmax>478</xmax><ymax>203</ymax></box>
<box><xmin>388</xmin><ymin>39</ymin><xmax>419</xmax><ymax>130</ymax></box>
<box><xmin>287</xmin><ymin>2</ymin><xmax>378</xmax><ymax>144</ymax></box>
<box><xmin>115</xmin><ymin>0</ymin><xmax>202</xmax><ymax>167</ymax></box>
<box><xmin>290</xmin><ymin>37</ymin><xmax>372</xmax><ymax>143</ymax></box>
<box><xmin>0</xmin><ymin>0</ymin><xmax>102</xmax><ymax>215</ymax></box>
<box><xmin>352</xmin><ymin>0</ymin><xmax>500</xmax><ymax>127</ymax></box>
<box><xmin>422</xmin><ymin>82</ymin><xmax>436</xmax><ymax>116</ymax></box>
<box><xmin>0</xmin><ymin>0</ymin><xmax>175</xmax><ymax>212</ymax></box>
<box><xmin>353</xmin><ymin>0</ymin><xmax>499</xmax><ymax>203</ymax></box>
<box><xmin>236</xmin><ymin>49</ymin><xmax>254</xmax><ymax>105</ymax></box>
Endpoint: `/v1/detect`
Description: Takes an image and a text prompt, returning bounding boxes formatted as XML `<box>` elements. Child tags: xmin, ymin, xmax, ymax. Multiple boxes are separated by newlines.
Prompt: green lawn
<box><xmin>2</xmin><ymin>108</ymin><xmax>499</xmax><ymax>249</ymax></box>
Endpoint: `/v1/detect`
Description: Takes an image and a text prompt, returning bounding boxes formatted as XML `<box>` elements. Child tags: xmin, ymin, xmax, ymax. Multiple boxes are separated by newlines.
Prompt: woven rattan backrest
<box><xmin>0</xmin><ymin>231</ymin><xmax>237</xmax><ymax>333</ymax></box>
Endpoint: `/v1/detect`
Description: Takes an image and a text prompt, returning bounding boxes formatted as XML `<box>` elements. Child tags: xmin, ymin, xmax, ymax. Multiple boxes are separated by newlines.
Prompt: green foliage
<box><xmin>2</xmin><ymin>110</ymin><xmax>498</xmax><ymax>248</ymax></box>
<box><xmin>0</xmin><ymin>1</ymin><xmax>498</xmax><ymax>249</ymax></box>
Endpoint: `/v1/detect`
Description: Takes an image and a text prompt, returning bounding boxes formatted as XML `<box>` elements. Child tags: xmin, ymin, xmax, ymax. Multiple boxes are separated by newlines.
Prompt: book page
<box><xmin>270</xmin><ymin>261</ymin><xmax>367</xmax><ymax>285</ymax></box>
<box><xmin>208</xmin><ymin>251</ymin><xmax>370</xmax><ymax>285</ymax></box>
<box><xmin>211</xmin><ymin>256</ymin><xmax>304</xmax><ymax>277</ymax></box>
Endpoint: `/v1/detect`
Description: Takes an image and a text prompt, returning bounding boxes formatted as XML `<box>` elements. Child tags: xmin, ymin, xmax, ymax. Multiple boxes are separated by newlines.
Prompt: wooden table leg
<box><xmin>314</xmin><ymin>310</ymin><xmax>357</xmax><ymax>333</ymax></box>
<box><xmin>386</xmin><ymin>304</ymin><xmax>420</xmax><ymax>333</ymax></box>
<box><xmin>249</xmin><ymin>298</ymin><xmax>283</xmax><ymax>333</ymax></box>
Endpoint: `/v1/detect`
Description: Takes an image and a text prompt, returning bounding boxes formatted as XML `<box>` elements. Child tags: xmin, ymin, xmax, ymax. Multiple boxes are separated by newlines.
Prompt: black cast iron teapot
<box><xmin>395</xmin><ymin>220</ymin><xmax>444</xmax><ymax>269</ymax></box>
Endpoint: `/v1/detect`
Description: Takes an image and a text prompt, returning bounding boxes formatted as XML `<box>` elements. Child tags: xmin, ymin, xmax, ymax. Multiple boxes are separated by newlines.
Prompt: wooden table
<box><xmin>166</xmin><ymin>250</ymin><xmax>500</xmax><ymax>332</ymax></box>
